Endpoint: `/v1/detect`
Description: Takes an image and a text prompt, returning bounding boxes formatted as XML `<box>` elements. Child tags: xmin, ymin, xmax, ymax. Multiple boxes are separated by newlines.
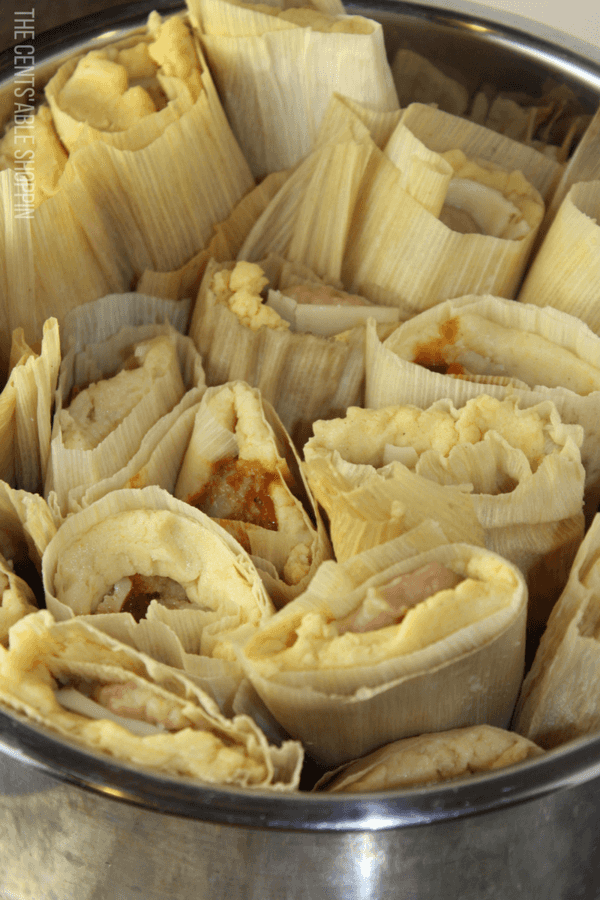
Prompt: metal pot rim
<box><xmin>3</xmin><ymin>703</ymin><xmax>600</xmax><ymax>831</ymax></box>
<box><xmin>2</xmin><ymin>0</ymin><xmax>600</xmax><ymax>834</ymax></box>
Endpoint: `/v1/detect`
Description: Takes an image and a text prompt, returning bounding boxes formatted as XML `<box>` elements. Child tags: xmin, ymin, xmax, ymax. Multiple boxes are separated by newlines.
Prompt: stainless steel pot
<box><xmin>2</xmin><ymin>4</ymin><xmax>600</xmax><ymax>898</ymax></box>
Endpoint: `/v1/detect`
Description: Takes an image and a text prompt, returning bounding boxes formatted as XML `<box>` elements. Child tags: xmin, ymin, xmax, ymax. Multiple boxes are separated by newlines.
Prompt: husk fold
<box><xmin>240</xmin><ymin>539</ymin><xmax>527</xmax><ymax>765</ymax></box>
<box><xmin>0</xmin><ymin>610</ymin><xmax>303</xmax><ymax>789</ymax></box>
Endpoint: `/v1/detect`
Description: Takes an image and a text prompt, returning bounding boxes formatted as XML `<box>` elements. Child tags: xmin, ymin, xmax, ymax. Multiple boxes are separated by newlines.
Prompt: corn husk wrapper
<box><xmin>59</xmin><ymin>292</ymin><xmax>193</xmax><ymax>352</ymax></box>
<box><xmin>305</xmin><ymin>394</ymin><xmax>585</xmax><ymax>628</ymax></box>
<box><xmin>0</xmin><ymin>16</ymin><xmax>254</xmax><ymax>355</ymax></box>
<box><xmin>239</xmin><ymin>540</ymin><xmax>527</xmax><ymax>765</ymax></box>
<box><xmin>235</xmin><ymin>93</ymin><xmax>403</xmax><ymax>282</ymax></box>
<box><xmin>397</xmin><ymin>103</ymin><xmax>562</xmax><ymax>204</ymax></box>
<box><xmin>43</xmin><ymin>487</ymin><xmax>275</xmax><ymax>680</ymax></box>
<box><xmin>0</xmin><ymin>552</ymin><xmax>38</xmax><ymax>646</ymax></box>
<box><xmin>175</xmin><ymin>381</ymin><xmax>332</xmax><ymax>607</ymax></box>
<box><xmin>190</xmin><ymin>258</ymin><xmax>368</xmax><ymax>448</ymax></box>
<box><xmin>44</xmin><ymin>13</ymin><xmax>203</xmax><ymax>153</ymax></box>
<box><xmin>316</xmin><ymin>724</ymin><xmax>543</xmax><ymax>792</ymax></box>
<box><xmin>513</xmin><ymin>514</ymin><xmax>600</xmax><ymax>749</ymax></box>
<box><xmin>136</xmin><ymin>169</ymin><xmax>290</xmax><ymax>301</ymax></box>
<box><xmin>342</xmin><ymin>146</ymin><xmax>544</xmax><ymax>314</ymax></box>
<box><xmin>302</xmin><ymin>452</ymin><xmax>484</xmax><ymax>562</ymax></box>
<box><xmin>543</xmin><ymin>102</ymin><xmax>600</xmax><ymax>229</ymax></box>
<box><xmin>383</xmin><ymin>123</ymin><xmax>453</xmax><ymax>217</ymax></box>
<box><xmin>365</xmin><ymin>297</ymin><xmax>600</xmax><ymax>508</ymax></box>
<box><xmin>518</xmin><ymin>181</ymin><xmax>600</xmax><ymax>336</ymax></box>
<box><xmin>0</xmin><ymin>318</ymin><xmax>60</xmax><ymax>492</ymax></box>
<box><xmin>46</xmin><ymin>321</ymin><xmax>205</xmax><ymax>518</ymax></box>
<box><xmin>0</xmin><ymin>481</ymin><xmax>57</xmax><ymax>574</ymax></box>
<box><xmin>0</xmin><ymin>610</ymin><xmax>302</xmax><ymax>789</ymax></box>
<box><xmin>190</xmin><ymin>0</ymin><xmax>398</xmax><ymax>178</ymax></box>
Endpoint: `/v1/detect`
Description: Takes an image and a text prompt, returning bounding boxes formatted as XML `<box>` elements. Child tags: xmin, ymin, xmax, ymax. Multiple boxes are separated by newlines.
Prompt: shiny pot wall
<box><xmin>2</xmin><ymin>3</ymin><xmax>600</xmax><ymax>898</ymax></box>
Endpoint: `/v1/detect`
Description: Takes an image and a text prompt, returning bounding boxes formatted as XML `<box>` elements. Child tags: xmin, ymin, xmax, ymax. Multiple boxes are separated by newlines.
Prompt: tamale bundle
<box><xmin>188</xmin><ymin>0</ymin><xmax>399</xmax><ymax>177</ymax></box>
<box><xmin>365</xmin><ymin>297</ymin><xmax>600</xmax><ymax>512</ymax></box>
<box><xmin>190</xmin><ymin>256</ymin><xmax>387</xmax><ymax>447</ymax></box>
<box><xmin>236</xmin><ymin>94</ymin><xmax>545</xmax><ymax>316</ymax></box>
<box><xmin>0</xmin><ymin>610</ymin><xmax>303</xmax><ymax>788</ymax></box>
<box><xmin>518</xmin><ymin>181</ymin><xmax>600</xmax><ymax>335</ymax></box>
<box><xmin>316</xmin><ymin>725</ymin><xmax>543</xmax><ymax>792</ymax></box>
<box><xmin>239</xmin><ymin>537</ymin><xmax>527</xmax><ymax>765</ymax></box>
<box><xmin>0</xmin><ymin>11</ymin><xmax>254</xmax><ymax>370</ymax></box>
<box><xmin>46</xmin><ymin>308</ymin><xmax>205</xmax><ymax>517</ymax></box>
<box><xmin>0</xmin><ymin>551</ymin><xmax>37</xmax><ymax>646</ymax></box>
<box><xmin>0</xmin><ymin>318</ymin><xmax>60</xmax><ymax>493</ymax></box>
<box><xmin>174</xmin><ymin>381</ymin><xmax>331</xmax><ymax>607</ymax></box>
<box><xmin>303</xmin><ymin>396</ymin><xmax>585</xmax><ymax>631</ymax></box>
<box><xmin>513</xmin><ymin>515</ymin><xmax>600</xmax><ymax>749</ymax></box>
<box><xmin>42</xmin><ymin>485</ymin><xmax>276</xmax><ymax>710</ymax></box>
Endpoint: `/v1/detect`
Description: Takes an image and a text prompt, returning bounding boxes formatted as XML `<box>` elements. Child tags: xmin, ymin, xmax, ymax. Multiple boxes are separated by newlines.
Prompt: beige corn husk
<box><xmin>304</xmin><ymin>396</ymin><xmax>584</xmax><ymax>603</ymax></box>
<box><xmin>302</xmin><ymin>452</ymin><xmax>484</xmax><ymax>562</ymax></box>
<box><xmin>190</xmin><ymin>258</ymin><xmax>368</xmax><ymax>448</ymax></box>
<box><xmin>0</xmin><ymin>105</ymin><xmax>68</xmax><ymax>210</ymax></box>
<box><xmin>383</xmin><ymin>123</ymin><xmax>453</xmax><ymax>216</ymax></box>
<box><xmin>364</xmin><ymin>297</ymin><xmax>600</xmax><ymax>509</ymax></box>
<box><xmin>0</xmin><ymin>318</ymin><xmax>61</xmax><ymax>493</ymax></box>
<box><xmin>542</xmin><ymin>102</ymin><xmax>600</xmax><ymax>228</ymax></box>
<box><xmin>46</xmin><ymin>321</ymin><xmax>205</xmax><ymax>517</ymax></box>
<box><xmin>398</xmin><ymin>103</ymin><xmax>562</xmax><ymax>203</ymax></box>
<box><xmin>190</xmin><ymin>0</ymin><xmax>398</xmax><ymax>178</ymax></box>
<box><xmin>136</xmin><ymin>169</ymin><xmax>289</xmax><ymax>300</ymax></box>
<box><xmin>43</xmin><ymin>487</ymin><xmax>275</xmax><ymax>661</ymax></box>
<box><xmin>59</xmin><ymin>292</ymin><xmax>193</xmax><ymax>352</ymax></box>
<box><xmin>0</xmin><ymin>14</ymin><xmax>254</xmax><ymax>355</ymax></box>
<box><xmin>239</xmin><ymin>541</ymin><xmax>527</xmax><ymax>765</ymax></box>
<box><xmin>307</xmin><ymin>394</ymin><xmax>584</xmax><ymax>628</ymax></box>
<box><xmin>175</xmin><ymin>381</ymin><xmax>332</xmax><ymax>608</ymax></box>
<box><xmin>44</xmin><ymin>13</ymin><xmax>202</xmax><ymax>153</ymax></box>
<box><xmin>0</xmin><ymin>552</ymin><xmax>37</xmax><ymax>646</ymax></box>
<box><xmin>518</xmin><ymin>181</ymin><xmax>600</xmax><ymax>335</ymax></box>
<box><xmin>0</xmin><ymin>481</ymin><xmax>57</xmax><ymax>574</ymax></box>
<box><xmin>317</xmin><ymin>725</ymin><xmax>543</xmax><ymax>792</ymax></box>
<box><xmin>513</xmin><ymin>514</ymin><xmax>600</xmax><ymax>749</ymax></box>
<box><xmin>342</xmin><ymin>146</ymin><xmax>544</xmax><ymax>314</ymax></box>
<box><xmin>0</xmin><ymin>611</ymin><xmax>302</xmax><ymax>789</ymax></box>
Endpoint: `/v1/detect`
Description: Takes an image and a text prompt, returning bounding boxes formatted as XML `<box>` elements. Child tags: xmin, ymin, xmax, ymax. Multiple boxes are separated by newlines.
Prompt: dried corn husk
<box><xmin>0</xmin><ymin>13</ymin><xmax>254</xmax><ymax>356</ymax></box>
<box><xmin>190</xmin><ymin>0</ymin><xmax>398</xmax><ymax>178</ymax></box>
<box><xmin>398</xmin><ymin>103</ymin><xmax>562</xmax><ymax>203</ymax></box>
<box><xmin>302</xmin><ymin>451</ymin><xmax>484</xmax><ymax>562</ymax></box>
<box><xmin>306</xmin><ymin>394</ymin><xmax>584</xmax><ymax>628</ymax></box>
<box><xmin>383</xmin><ymin>124</ymin><xmax>453</xmax><ymax>216</ymax></box>
<box><xmin>46</xmin><ymin>320</ymin><xmax>205</xmax><ymax>517</ymax></box>
<box><xmin>190</xmin><ymin>258</ymin><xmax>369</xmax><ymax>448</ymax></box>
<box><xmin>60</xmin><ymin>293</ymin><xmax>193</xmax><ymax>352</ymax></box>
<box><xmin>513</xmin><ymin>514</ymin><xmax>600</xmax><ymax>749</ymax></box>
<box><xmin>136</xmin><ymin>169</ymin><xmax>290</xmax><ymax>300</ymax></box>
<box><xmin>518</xmin><ymin>181</ymin><xmax>600</xmax><ymax>335</ymax></box>
<box><xmin>0</xmin><ymin>481</ymin><xmax>57</xmax><ymax>574</ymax></box>
<box><xmin>0</xmin><ymin>552</ymin><xmax>37</xmax><ymax>646</ymax></box>
<box><xmin>43</xmin><ymin>486</ymin><xmax>275</xmax><ymax>664</ymax></box>
<box><xmin>175</xmin><ymin>381</ymin><xmax>331</xmax><ymax>607</ymax></box>
<box><xmin>317</xmin><ymin>725</ymin><xmax>543</xmax><ymax>792</ymax></box>
<box><xmin>44</xmin><ymin>13</ymin><xmax>202</xmax><ymax>153</ymax></box>
<box><xmin>342</xmin><ymin>146</ymin><xmax>544</xmax><ymax>313</ymax></box>
<box><xmin>364</xmin><ymin>297</ymin><xmax>600</xmax><ymax>510</ymax></box>
<box><xmin>0</xmin><ymin>318</ymin><xmax>61</xmax><ymax>493</ymax></box>
<box><xmin>541</xmin><ymin>102</ymin><xmax>600</xmax><ymax>229</ymax></box>
<box><xmin>239</xmin><ymin>540</ymin><xmax>527</xmax><ymax>765</ymax></box>
<box><xmin>0</xmin><ymin>610</ymin><xmax>302</xmax><ymax>789</ymax></box>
